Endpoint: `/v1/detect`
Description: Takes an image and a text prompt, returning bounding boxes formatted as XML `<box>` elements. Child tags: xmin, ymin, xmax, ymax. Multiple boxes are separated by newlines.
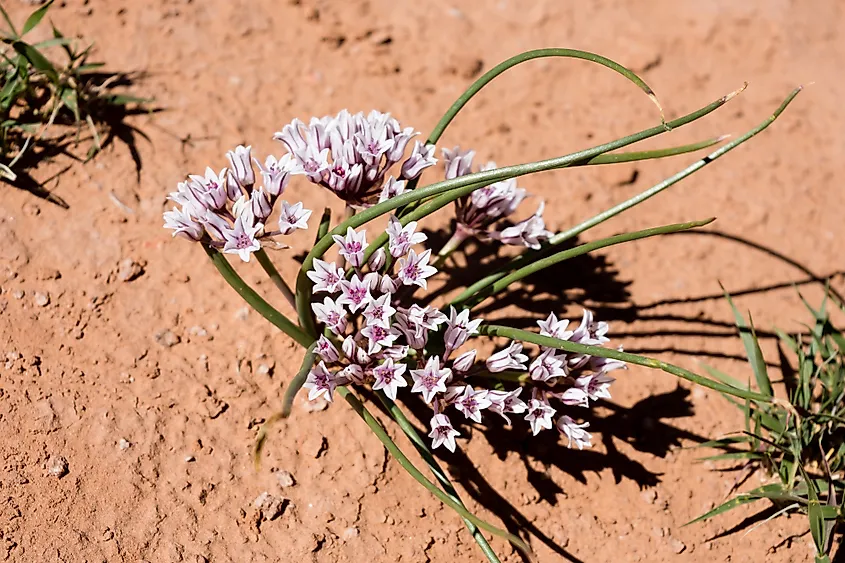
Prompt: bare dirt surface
<box><xmin>2</xmin><ymin>1</ymin><xmax>844</xmax><ymax>562</ymax></box>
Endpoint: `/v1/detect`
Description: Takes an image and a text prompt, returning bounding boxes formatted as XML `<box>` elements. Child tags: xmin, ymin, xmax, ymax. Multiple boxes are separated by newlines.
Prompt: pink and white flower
<box><xmin>396</xmin><ymin>248</ymin><xmax>437</xmax><ymax>289</ymax></box>
<box><xmin>333</xmin><ymin>227</ymin><xmax>369</xmax><ymax>269</ymax></box>
<box><xmin>338</xmin><ymin>275</ymin><xmax>373</xmax><ymax>313</ymax></box>
<box><xmin>278</xmin><ymin>201</ymin><xmax>312</xmax><ymax>235</ymax></box>
<box><xmin>453</xmin><ymin>385</ymin><xmax>492</xmax><ymax>423</ymax></box>
<box><xmin>486</xmin><ymin>341</ymin><xmax>529</xmax><ymax>373</ymax></box>
<box><xmin>486</xmin><ymin>389</ymin><xmax>528</xmax><ymax>425</ymax></box>
<box><xmin>524</xmin><ymin>396</ymin><xmax>556</xmax><ymax>435</ymax></box>
<box><xmin>386</xmin><ymin>215</ymin><xmax>427</xmax><ymax>258</ymax></box>
<box><xmin>428</xmin><ymin>413</ymin><xmax>460</xmax><ymax>452</ymax></box>
<box><xmin>311</xmin><ymin>296</ymin><xmax>348</xmax><ymax>335</ymax></box>
<box><xmin>304</xmin><ymin>361</ymin><xmax>338</xmax><ymax>402</ymax></box>
<box><xmin>360</xmin><ymin>322</ymin><xmax>399</xmax><ymax>354</ymax></box>
<box><xmin>307</xmin><ymin>259</ymin><xmax>345</xmax><ymax>293</ymax></box>
<box><xmin>557</xmin><ymin>416</ymin><xmax>592</xmax><ymax>449</ymax></box>
<box><xmin>372</xmin><ymin>358</ymin><xmax>408</xmax><ymax>400</ymax></box>
<box><xmin>362</xmin><ymin>293</ymin><xmax>395</xmax><ymax>326</ymax></box>
<box><xmin>410</xmin><ymin>356</ymin><xmax>451</xmax><ymax>404</ymax></box>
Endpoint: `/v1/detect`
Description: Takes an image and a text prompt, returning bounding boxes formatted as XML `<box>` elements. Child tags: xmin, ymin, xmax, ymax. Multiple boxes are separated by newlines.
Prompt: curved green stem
<box><xmin>204</xmin><ymin>245</ymin><xmax>313</xmax><ymax>347</ymax></box>
<box><xmin>339</xmin><ymin>387</ymin><xmax>533</xmax><ymax>560</ymax></box>
<box><xmin>479</xmin><ymin>324</ymin><xmax>770</xmax><ymax>402</ymax></box>
<box><xmin>427</xmin><ymin>48</ymin><xmax>663</xmax><ymax>146</ymax></box>
<box><xmin>374</xmin><ymin>391</ymin><xmax>500</xmax><ymax>563</ymax></box>
<box><xmin>454</xmin><ymin>86</ymin><xmax>801</xmax><ymax>305</ymax></box>
<box><xmin>454</xmin><ymin>218</ymin><xmax>714</xmax><ymax>308</ymax></box>
<box><xmin>585</xmin><ymin>135</ymin><xmax>729</xmax><ymax>165</ymax></box>
<box><xmin>255</xmin><ymin>248</ymin><xmax>296</xmax><ymax>309</ymax></box>
<box><xmin>295</xmin><ymin>87</ymin><xmax>743</xmax><ymax>329</ymax></box>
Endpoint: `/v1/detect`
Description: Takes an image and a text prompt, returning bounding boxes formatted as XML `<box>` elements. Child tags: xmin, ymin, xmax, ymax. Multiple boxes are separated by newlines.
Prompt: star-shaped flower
<box><xmin>428</xmin><ymin>413</ymin><xmax>460</xmax><ymax>452</ymax></box>
<box><xmin>410</xmin><ymin>356</ymin><xmax>451</xmax><ymax>404</ymax></box>
<box><xmin>396</xmin><ymin>248</ymin><xmax>437</xmax><ymax>289</ymax></box>
<box><xmin>332</xmin><ymin>227</ymin><xmax>369</xmax><ymax>269</ymax></box>
<box><xmin>372</xmin><ymin>358</ymin><xmax>408</xmax><ymax>400</ymax></box>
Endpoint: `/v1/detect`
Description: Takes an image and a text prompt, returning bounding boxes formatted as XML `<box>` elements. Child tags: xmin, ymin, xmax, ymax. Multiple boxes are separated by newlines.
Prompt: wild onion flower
<box><xmin>163</xmin><ymin>145</ymin><xmax>310</xmax><ymax>263</ymax></box>
<box><xmin>442</xmin><ymin>146</ymin><xmax>552</xmax><ymax>250</ymax></box>
<box><xmin>162</xmin><ymin>43</ymin><xmax>802</xmax><ymax>560</ymax></box>
<box><xmin>275</xmin><ymin>110</ymin><xmax>437</xmax><ymax>207</ymax></box>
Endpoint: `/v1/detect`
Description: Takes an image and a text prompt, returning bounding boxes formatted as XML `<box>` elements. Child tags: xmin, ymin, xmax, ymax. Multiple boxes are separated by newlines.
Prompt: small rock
<box><xmin>119</xmin><ymin>439</ymin><xmax>131</xmax><ymax>451</ymax></box>
<box><xmin>184</xmin><ymin>455</ymin><xmax>196</xmax><ymax>463</ymax></box>
<box><xmin>641</xmin><ymin>488</ymin><xmax>658</xmax><ymax>504</ymax></box>
<box><xmin>255</xmin><ymin>363</ymin><xmax>272</xmax><ymax>376</ymax></box>
<box><xmin>34</xmin><ymin>267</ymin><xmax>61</xmax><ymax>280</ymax></box>
<box><xmin>46</xmin><ymin>455</ymin><xmax>69</xmax><ymax>478</ymax></box>
<box><xmin>12</xmin><ymin>289</ymin><xmax>24</xmax><ymax>300</ymax></box>
<box><xmin>253</xmin><ymin>492</ymin><xmax>287</xmax><ymax>520</ymax></box>
<box><xmin>668</xmin><ymin>537</ymin><xmax>686</xmax><ymax>554</ymax></box>
<box><xmin>188</xmin><ymin>325</ymin><xmax>208</xmax><ymax>338</ymax></box>
<box><xmin>301</xmin><ymin>396</ymin><xmax>329</xmax><ymax>412</ymax></box>
<box><xmin>234</xmin><ymin>306</ymin><xmax>250</xmax><ymax>321</ymax></box>
<box><xmin>274</xmin><ymin>469</ymin><xmax>296</xmax><ymax>488</ymax></box>
<box><xmin>342</xmin><ymin>527</ymin><xmax>359</xmax><ymax>541</ymax></box>
<box><xmin>117</xmin><ymin>258</ymin><xmax>144</xmax><ymax>282</ymax></box>
<box><xmin>154</xmin><ymin>329</ymin><xmax>181</xmax><ymax>348</ymax></box>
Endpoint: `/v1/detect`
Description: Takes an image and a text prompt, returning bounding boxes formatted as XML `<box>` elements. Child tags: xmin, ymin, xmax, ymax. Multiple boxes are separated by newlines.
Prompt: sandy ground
<box><xmin>1</xmin><ymin>0</ymin><xmax>844</xmax><ymax>561</ymax></box>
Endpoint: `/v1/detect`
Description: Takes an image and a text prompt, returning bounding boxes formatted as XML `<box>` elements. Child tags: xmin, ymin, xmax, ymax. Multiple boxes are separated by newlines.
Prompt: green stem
<box><xmin>432</xmin><ymin>229</ymin><xmax>469</xmax><ymax>270</ymax></box>
<box><xmin>255</xmin><ymin>248</ymin><xmax>297</xmax><ymax>309</ymax></box>
<box><xmin>374</xmin><ymin>391</ymin><xmax>500</xmax><ymax>563</ymax></box>
<box><xmin>454</xmin><ymin>218</ymin><xmax>715</xmax><ymax>308</ymax></box>
<box><xmin>585</xmin><ymin>135</ymin><xmax>729</xmax><ymax>165</ymax></box>
<box><xmin>479</xmin><ymin>324</ymin><xmax>771</xmax><ymax>402</ymax></box>
<box><xmin>204</xmin><ymin>245</ymin><xmax>313</xmax><ymax>347</ymax></box>
<box><xmin>427</xmin><ymin>48</ymin><xmax>663</xmax><ymax>146</ymax></box>
<box><xmin>296</xmin><ymin>86</ymin><xmax>743</xmax><ymax>324</ymax></box>
<box><xmin>454</xmin><ymin>87</ymin><xmax>802</xmax><ymax>304</ymax></box>
<box><xmin>338</xmin><ymin>387</ymin><xmax>533</xmax><ymax>560</ymax></box>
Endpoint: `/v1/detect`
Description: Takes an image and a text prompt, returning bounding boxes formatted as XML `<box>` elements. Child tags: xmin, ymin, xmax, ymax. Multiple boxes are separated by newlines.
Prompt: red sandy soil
<box><xmin>1</xmin><ymin>1</ymin><xmax>844</xmax><ymax>562</ymax></box>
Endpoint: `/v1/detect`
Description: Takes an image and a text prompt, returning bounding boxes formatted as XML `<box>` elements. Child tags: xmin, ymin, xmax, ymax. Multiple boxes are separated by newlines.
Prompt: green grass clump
<box><xmin>1</xmin><ymin>0</ymin><xmax>147</xmax><ymax>200</ymax></box>
<box><xmin>692</xmin><ymin>291</ymin><xmax>845</xmax><ymax>562</ymax></box>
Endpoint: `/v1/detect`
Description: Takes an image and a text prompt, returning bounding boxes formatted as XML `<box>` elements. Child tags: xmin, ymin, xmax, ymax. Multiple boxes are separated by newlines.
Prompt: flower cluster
<box><xmin>443</xmin><ymin>146</ymin><xmax>552</xmax><ymax>250</ymax></box>
<box><xmin>164</xmin><ymin>109</ymin><xmax>626</xmax><ymax>454</ymax></box>
<box><xmin>163</xmin><ymin>145</ymin><xmax>312</xmax><ymax>262</ymax></box>
<box><xmin>304</xmin><ymin>220</ymin><xmax>625</xmax><ymax>452</ymax></box>
<box><xmin>275</xmin><ymin>110</ymin><xmax>437</xmax><ymax>208</ymax></box>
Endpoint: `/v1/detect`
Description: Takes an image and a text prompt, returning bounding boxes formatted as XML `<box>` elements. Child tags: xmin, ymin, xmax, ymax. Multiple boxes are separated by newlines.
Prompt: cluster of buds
<box><xmin>164</xmin><ymin>109</ymin><xmax>626</xmax><ymax>454</ymax></box>
<box><xmin>444</xmin><ymin>147</ymin><xmax>552</xmax><ymax>250</ymax></box>
<box><xmin>304</xmin><ymin>220</ymin><xmax>625</xmax><ymax>452</ymax></box>
<box><xmin>163</xmin><ymin>145</ymin><xmax>312</xmax><ymax>262</ymax></box>
<box><xmin>275</xmin><ymin>110</ymin><xmax>437</xmax><ymax>208</ymax></box>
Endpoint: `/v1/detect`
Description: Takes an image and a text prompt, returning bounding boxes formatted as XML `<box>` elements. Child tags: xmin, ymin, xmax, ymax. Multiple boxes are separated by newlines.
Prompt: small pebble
<box><xmin>274</xmin><ymin>469</ymin><xmax>296</xmax><ymax>488</ymax></box>
<box><xmin>33</xmin><ymin>292</ymin><xmax>50</xmax><ymax>307</ymax></box>
<box><xmin>342</xmin><ymin>527</ymin><xmax>359</xmax><ymax>541</ymax></box>
<box><xmin>12</xmin><ymin>289</ymin><xmax>24</xmax><ymax>299</ymax></box>
<box><xmin>154</xmin><ymin>329</ymin><xmax>181</xmax><ymax>348</ymax></box>
<box><xmin>46</xmin><ymin>455</ymin><xmax>69</xmax><ymax>478</ymax></box>
<box><xmin>641</xmin><ymin>488</ymin><xmax>658</xmax><ymax>504</ymax></box>
<box><xmin>301</xmin><ymin>396</ymin><xmax>329</xmax><ymax>412</ymax></box>
<box><xmin>117</xmin><ymin>258</ymin><xmax>144</xmax><ymax>282</ymax></box>
<box><xmin>253</xmin><ymin>491</ymin><xmax>287</xmax><ymax>520</ymax></box>
<box><xmin>234</xmin><ymin>307</ymin><xmax>250</xmax><ymax>321</ymax></box>
<box><xmin>189</xmin><ymin>325</ymin><xmax>208</xmax><ymax>338</ymax></box>
<box><xmin>119</xmin><ymin>438</ymin><xmax>131</xmax><ymax>450</ymax></box>
<box><xmin>669</xmin><ymin>537</ymin><xmax>686</xmax><ymax>554</ymax></box>
<box><xmin>185</xmin><ymin>455</ymin><xmax>196</xmax><ymax>463</ymax></box>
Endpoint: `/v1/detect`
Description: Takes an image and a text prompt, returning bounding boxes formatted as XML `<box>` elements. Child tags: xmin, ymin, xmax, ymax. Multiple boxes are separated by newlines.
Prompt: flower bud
<box><xmin>226</xmin><ymin>145</ymin><xmax>255</xmax><ymax>189</ymax></box>
<box><xmin>451</xmin><ymin>349</ymin><xmax>477</xmax><ymax>373</ymax></box>
<box><xmin>368</xmin><ymin>247</ymin><xmax>386</xmax><ymax>272</ymax></box>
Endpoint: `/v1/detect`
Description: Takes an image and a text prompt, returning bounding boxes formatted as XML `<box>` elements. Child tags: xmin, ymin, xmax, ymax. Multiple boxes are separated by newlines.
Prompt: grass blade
<box><xmin>21</xmin><ymin>0</ymin><xmax>54</xmax><ymax>36</ymax></box>
<box><xmin>723</xmin><ymin>289</ymin><xmax>773</xmax><ymax>396</ymax></box>
<box><xmin>585</xmin><ymin>136</ymin><xmax>729</xmax><ymax>165</ymax></box>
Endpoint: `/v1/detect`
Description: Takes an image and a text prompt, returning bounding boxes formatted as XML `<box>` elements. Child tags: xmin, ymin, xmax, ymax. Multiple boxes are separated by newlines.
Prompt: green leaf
<box><xmin>10</xmin><ymin>40</ymin><xmax>59</xmax><ymax>82</ymax></box>
<box><xmin>32</xmin><ymin>37</ymin><xmax>72</xmax><ymax>50</ymax></box>
<box><xmin>687</xmin><ymin>483</ymin><xmax>806</xmax><ymax>527</ymax></box>
<box><xmin>102</xmin><ymin>93</ymin><xmax>151</xmax><ymax>106</ymax></box>
<box><xmin>60</xmin><ymin>88</ymin><xmax>80</xmax><ymax>122</ymax></box>
<box><xmin>21</xmin><ymin>0</ymin><xmax>54</xmax><ymax>36</ymax></box>
<box><xmin>724</xmin><ymin>290</ymin><xmax>773</xmax><ymax>396</ymax></box>
<box><xmin>585</xmin><ymin>136</ymin><xmax>729</xmax><ymax>165</ymax></box>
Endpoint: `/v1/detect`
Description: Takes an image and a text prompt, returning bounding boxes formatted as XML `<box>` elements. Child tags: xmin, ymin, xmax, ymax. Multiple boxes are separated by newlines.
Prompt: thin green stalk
<box><xmin>255</xmin><ymin>248</ymin><xmax>297</xmax><ymax>309</ymax></box>
<box><xmin>454</xmin><ymin>87</ymin><xmax>801</xmax><ymax>304</ymax></box>
<box><xmin>339</xmin><ymin>386</ymin><xmax>533</xmax><ymax>560</ymax></box>
<box><xmin>585</xmin><ymin>135</ymin><xmax>729</xmax><ymax>165</ymax></box>
<box><xmin>296</xmin><ymin>87</ymin><xmax>743</xmax><ymax>329</ymax></box>
<box><xmin>455</xmin><ymin>218</ymin><xmax>714</xmax><ymax>308</ymax></box>
<box><xmin>203</xmin><ymin>244</ymin><xmax>313</xmax><ymax>347</ymax></box>
<box><xmin>374</xmin><ymin>391</ymin><xmax>500</xmax><ymax>563</ymax></box>
<box><xmin>426</xmin><ymin>48</ymin><xmax>663</xmax><ymax>146</ymax></box>
<box><xmin>253</xmin><ymin>341</ymin><xmax>318</xmax><ymax>466</ymax></box>
<box><xmin>479</xmin><ymin>324</ymin><xmax>771</xmax><ymax>402</ymax></box>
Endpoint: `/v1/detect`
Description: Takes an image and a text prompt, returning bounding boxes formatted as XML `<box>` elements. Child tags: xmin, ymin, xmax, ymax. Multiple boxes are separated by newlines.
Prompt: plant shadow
<box><xmin>3</xmin><ymin>70</ymin><xmax>159</xmax><ymax>208</ymax></box>
<box><xmin>390</xmin><ymin>224</ymin><xmax>843</xmax><ymax>557</ymax></box>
